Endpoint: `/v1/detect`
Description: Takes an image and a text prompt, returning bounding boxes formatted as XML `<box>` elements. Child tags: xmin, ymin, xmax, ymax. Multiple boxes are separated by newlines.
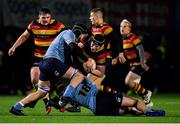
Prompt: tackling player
<box><xmin>9</xmin><ymin>24</ymin><xmax>94</xmax><ymax>116</ymax></box>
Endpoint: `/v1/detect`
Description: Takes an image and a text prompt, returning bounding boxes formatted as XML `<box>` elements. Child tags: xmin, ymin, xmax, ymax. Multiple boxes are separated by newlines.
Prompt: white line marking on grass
<box><xmin>164</xmin><ymin>102</ymin><xmax>180</xmax><ymax>105</ymax></box>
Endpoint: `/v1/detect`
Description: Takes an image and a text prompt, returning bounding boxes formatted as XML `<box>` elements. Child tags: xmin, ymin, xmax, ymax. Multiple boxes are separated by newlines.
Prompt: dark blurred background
<box><xmin>0</xmin><ymin>0</ymin><xmax>179</xmax><ymax>95</ymax></box>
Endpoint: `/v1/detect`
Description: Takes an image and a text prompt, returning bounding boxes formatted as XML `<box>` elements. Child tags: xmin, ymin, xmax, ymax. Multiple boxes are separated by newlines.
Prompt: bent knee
<box><xmin>38</xmin><ymin>86</ymin><xmax>50</xmax><ymax>94</ymax></box>
<box><xmin>31</xmin><ymin>67</ymin><xmax>40</xmax><ymax>85</ymax></box>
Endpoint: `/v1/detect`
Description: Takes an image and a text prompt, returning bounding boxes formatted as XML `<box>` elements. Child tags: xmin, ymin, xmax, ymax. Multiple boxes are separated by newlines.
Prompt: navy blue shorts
<box><xmin>39</xmin><ymin>58</ymin><xmax>70</xmax><ymax>81</ymax></box>
<box><xmin>32</xmin><ymin>56</ymin><xmax>43</xmax><ymax>66</ymax></box>
<box><xmin>95</xmin><ymin>91</ymin><xmax>123</xmax><ymax>115</ymax></box>
<box><xmin>130</xmin><ymin>65</ymin><xmax>146</xmax><ymax>76</ymax></box>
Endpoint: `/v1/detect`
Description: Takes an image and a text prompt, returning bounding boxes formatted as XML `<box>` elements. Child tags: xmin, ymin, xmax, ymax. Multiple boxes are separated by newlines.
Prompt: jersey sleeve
<box><xmin>56</xmin><ymin>21</ymin><xmax>65</xmax><ymax>33</ymax></box>
<box><xmin>132</xmin><ymin>35</ymin><xmax>141</xmax><ymax>46</ymax></box>
<box><xmin>26</xmin><ymin>21</ymin><xmax>34</xmax><ymax>34</ymax></box>
<box><xmin>103</xmin><ymin>26</ymin><xmax>113</xmax><ymax>35</ymax></box>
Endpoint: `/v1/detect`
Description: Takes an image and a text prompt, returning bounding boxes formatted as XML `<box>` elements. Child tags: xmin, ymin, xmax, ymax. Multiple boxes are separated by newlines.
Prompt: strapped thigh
<box><xmin>69</xmin><ymin>69</ymin><xmax>79</xmax><ymax>79</ymax></box>
<box><xmin>38</xmin><ymin>86</ymin><xmax>50</xmax><ymax>93</ymax></box>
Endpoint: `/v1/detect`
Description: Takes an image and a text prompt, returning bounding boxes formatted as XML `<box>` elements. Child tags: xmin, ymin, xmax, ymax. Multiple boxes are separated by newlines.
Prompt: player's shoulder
<box><xmin>130</xmin><ymin>33</ymin><xmax>139</xmax><ymax>40</ymax></box>
<box><xmin>51</xmin><ymin>19</ymin><xmax>65</xmax><ymax>28</ymax></box>
<box><xmin>102</xmin><ymin>22</ymin><xmax>112</xmax><ymax>29</ymax></box>
<box><xmin>62</xmin><ymin>29</ymin><xmax>75</xmax><ymax>37</ymax></box>
<box><xmin>27</xmin><ymin>19</ymin><xmax>38</xmax><ymax>29</ymax></box>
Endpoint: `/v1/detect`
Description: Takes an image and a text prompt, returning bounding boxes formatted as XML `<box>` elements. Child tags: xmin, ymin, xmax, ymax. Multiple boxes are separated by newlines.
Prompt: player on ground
<box><xmin>59</xmin><ymin>75</ymin><xmax>165</xmax><ymax>116</ymax></box>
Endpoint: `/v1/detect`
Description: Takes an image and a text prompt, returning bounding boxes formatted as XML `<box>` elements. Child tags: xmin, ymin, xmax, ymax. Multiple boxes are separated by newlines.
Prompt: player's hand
<box><xmin>83</xmin><ymin>58</ymin><xmax>96</xmax><ymax>72</ymax></box>
<box><xmin>78</xmin><ymin>42</ymin><xmax>84</xmax><ymax>48</ymax></box>
<box><xmin>118</xmin><ymin>52</ymin><xmax>126</xmax><ymax>64</ymax></box>
<box><xmin>8</xmin><ymin>47</ymin><xmax>15</xmax><ymax>56</ymax></box>
<box><xmin>141</xmin><ymin>62</ymin><xmax>149</xmax><ymax>71</ymax></box>
<box><xmin>112</xmin><ymin>58</ymin><xmax>118</xmax><ymax>65</ymax></box>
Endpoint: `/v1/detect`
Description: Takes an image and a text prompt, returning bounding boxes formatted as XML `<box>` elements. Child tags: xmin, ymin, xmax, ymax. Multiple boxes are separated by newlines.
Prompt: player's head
<box><xmin>90</xmin><ymin>8</ymin><xmax>103</xmax><ymax>26</ymax></box>
<box><xmin>72</xmin><ymin>24</ymin><xmax>88</xmax><ymax>38</ymax></box>
<box><xmin>90</xmin><ymin>34</ymin><xmax>105</xmax><ymax>52</ymax></box>
<box><xmin>120</xmin><ymin>19</ymin><xmax>132</xmax><ymax>36</ymax></box>
<box><xmin>38</xmin><ymin>8</ymin><xmax>52</xmax><ymax>25</ymax></box>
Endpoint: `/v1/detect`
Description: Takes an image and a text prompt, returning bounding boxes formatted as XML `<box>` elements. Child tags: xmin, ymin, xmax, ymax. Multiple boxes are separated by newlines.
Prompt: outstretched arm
<box><xmin>8</xmin><ymin>30</ymin><xmax>30</xmax><ymax>56</ymax></box>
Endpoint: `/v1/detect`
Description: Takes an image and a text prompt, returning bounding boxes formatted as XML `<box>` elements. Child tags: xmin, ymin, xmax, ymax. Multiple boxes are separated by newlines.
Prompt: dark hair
<box><xmin>91</xmin><ymin>34</ymin><xmax>105</xmax><ymax>46</ymax></box>
<box><xmin>72</xmin><ymin>24</ymin><xmax>88</xmax><ymax>38</ymax></box>
<box><xmin>39</xmin><ymin>7</ymin><xmax>51</xmax><ymax>15</ymax></box>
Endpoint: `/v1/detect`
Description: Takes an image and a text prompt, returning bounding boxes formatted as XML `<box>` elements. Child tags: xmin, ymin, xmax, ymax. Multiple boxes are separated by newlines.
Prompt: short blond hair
<box><xmin>90</xmin><ymin>8</ymin><xmax>102</xmax><ymax>14</ymax></box>
<box><xmin>90</xmin><ymin>8</ymin><xmax>103</xmax><ymax>18</ymax></box>
<box><xmin>121</xmin><ymin>19</ymin><xmax>132</xmax><ymax>28</ymax></box>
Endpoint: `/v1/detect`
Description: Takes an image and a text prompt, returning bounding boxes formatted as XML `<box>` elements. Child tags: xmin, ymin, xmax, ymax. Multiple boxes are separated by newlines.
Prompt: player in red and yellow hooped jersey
<box><xmin>89</xmin><ymin>8</ymin><xmax>121</xmax><ymax>62</ymax></box>
<box><xmin>9</xmin><ymin>8</ymin><xmax>65</xmax><ymax>89</ymax></box>
<box><xmin>122</xmin><ymin>32</ymin><xmax>142</xmax><ymax>66</ymax></box>
<box><xmin>8</xmin><ymin>8</ymin><xmax>65</xmax><ymax>112</ymax></box>
<box><xmin>83</xmin><ymin>34</ymin><xmax>112</xmax><ymax>88</ymax></box>
<box><xmin>118</xmin><ymin>19</ymin><xmax>153</xmax><ymax>107</ymax></box>
<box><xmin>27</xmin><ymin>18</ymin><xmax>65</xmax><ymax>62</ymax></box>
<box><xmin>89</xmin><ymin>7</ymin><xmax>121</xmax><ymax>97</ymax></box>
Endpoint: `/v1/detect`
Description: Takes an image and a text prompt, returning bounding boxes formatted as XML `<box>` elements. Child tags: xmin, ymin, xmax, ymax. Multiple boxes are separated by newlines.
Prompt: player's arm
<box><xmin>105</xmin><ymin>30</ymin><xmax>126</xmax><ymax>65</ymax></box>
<box><xmin>90</xmin><ymin>65</ymin><xmax>106</xmax><ymax>77</ymax></box>
<box><xmin>69</xmin><ymin>42</ymin><xmax>88</xmax><ymax>62</ymax></box>
<box><xmin>136</xmin><ymin>44</ymin><xmax>149</xmax><ymax>71</ymax></box>
<box><xmin>136</xmin><ymin>44</ymin><xmax>146</xmax><ymax>63</ymax></box>
<box><xmin>8</xmin><ymin>30</ymin><xmax>31</xmax><ymax>56</ymax></box>
<box><xmin>105</xmin><ymin>30</ymin><xmax>123</xmax><ymax>57</ymax></box>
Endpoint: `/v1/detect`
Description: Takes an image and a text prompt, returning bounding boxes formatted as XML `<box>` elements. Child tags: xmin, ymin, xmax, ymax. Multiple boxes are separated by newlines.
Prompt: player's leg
<box><xmin>43</xmin><ymin>83</ymin><xmax>66</xmax><ymax>113</ymax></box>
<box><xmin>30</xmin><ymin>63</ymin><xmax>52</xmax><ymax>111</ymax></box>
<box><xmin>121</xmin><ymin>95</ymin><xmax>165</xmax><ymax>116</ymax></box>
<box><xmin>59</xmin><ymin>68</ymin><xmax>84</xmax><ymax>108</ymax></box>
<box><xmin>9</xmin><ymin>80</ymin><xmax>50</xmax><ymax>115</ymax></box>
<box><xmin>30</xmin><ymin>57</ymin><xmax>42</xmax><ymax>89</ymax></box>
<box><xmin>66</xmin><ymin>101</ymin><xmax>81</xmax><ymax>112</ymax></box>
<box><xmin>125</xmin><ymin>71</ymin><xmax>153</xmax><ymax>107</ymax></box>
<box><xmin>24</xmin><ymin>66</ymin><xmax>41</xmax><ymax>108</ymax></box>
<box><xmin>121</xmin><ymin>95</ymin><xmax>145</xmax><ymax>114</ymax></box>
<box><xmin>30</xmin><ymin>66</ymin><xmax>40</xmax><ymax>89</ymax></box>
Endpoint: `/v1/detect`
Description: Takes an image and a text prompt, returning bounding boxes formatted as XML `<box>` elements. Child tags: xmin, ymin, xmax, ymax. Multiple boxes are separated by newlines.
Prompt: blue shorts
<box><xmin>39</xmin><ymin>58</ymin><xmax>70</xmax><ymax>81</ymax></box>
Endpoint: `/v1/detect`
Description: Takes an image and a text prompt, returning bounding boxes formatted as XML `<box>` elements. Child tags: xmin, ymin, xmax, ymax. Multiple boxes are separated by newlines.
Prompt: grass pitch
<box><xmin>0</xmin><ymin>93</ymin><xmax>180</xmax><ymax>123</ymax></box>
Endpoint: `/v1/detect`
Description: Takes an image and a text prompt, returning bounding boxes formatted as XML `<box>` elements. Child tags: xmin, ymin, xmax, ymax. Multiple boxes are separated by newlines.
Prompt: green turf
<box><xmin>0</xmin><ymin>93</ymin><xmax>180</xmax><ymax>123</ymax></box>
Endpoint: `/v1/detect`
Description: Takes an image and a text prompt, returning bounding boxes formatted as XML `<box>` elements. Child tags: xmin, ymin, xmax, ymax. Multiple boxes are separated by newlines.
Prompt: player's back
<box><xmin>73</xmin><ymin>77</ymin><xmax>98</xmax><ymax>112</ymax></box>
<box><xmin>44</xmin><ymin>29</ymin><xmax>75</xmax><ymax>63</ymax></box>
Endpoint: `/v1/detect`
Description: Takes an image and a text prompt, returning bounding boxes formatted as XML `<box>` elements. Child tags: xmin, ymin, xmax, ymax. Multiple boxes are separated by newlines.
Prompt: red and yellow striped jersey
<box><xmin>122</xmin><ymin>33</ymin><xmax>142</xmax><ymax>66</ymax></box>
<box><xmin>27</xmin><ymin>19</ymin><xmax>65</xmax><ymax>58</ymax></box>
<box><xmin>91</xmin><ymin>22</ymin><xmax>113</xmax><ymax>64</ymax></box>
<box><xmin>91</xmin><ymin>43</ymin><xmax>112</xmax><ymax>65</ymax></box>
<box><xmin>91</xmin><ymin>22</ymin><xmax>113</xmax><ymax>36</ymax></box>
